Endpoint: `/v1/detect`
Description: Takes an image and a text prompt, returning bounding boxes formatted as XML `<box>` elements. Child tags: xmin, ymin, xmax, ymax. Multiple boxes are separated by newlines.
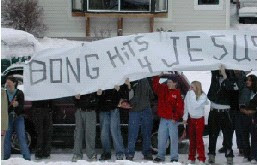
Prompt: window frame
<box><xmin>194</xmin><ymin>0</ymin><xmax>224</xmax><ymax>11</ymax></box>
<box><xmin>83</xmin><ymin>0</ymin><xmax>168</xmax><ymax>13</ymax></box>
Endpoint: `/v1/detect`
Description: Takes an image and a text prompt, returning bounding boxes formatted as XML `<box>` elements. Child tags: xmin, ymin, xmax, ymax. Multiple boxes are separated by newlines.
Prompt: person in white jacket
<box><xmin>183</xmin><ymin>81</ymin><xmax>208</xmax><ymax>165</ymax></box>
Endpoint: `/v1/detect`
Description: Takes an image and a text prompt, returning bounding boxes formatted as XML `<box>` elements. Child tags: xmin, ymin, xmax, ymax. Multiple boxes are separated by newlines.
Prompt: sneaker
<box><xmin>89</xmin><ymin>154</ymin><xmax>97</xmax><ymax>161</ymax></box>
<box><xmin>227</xmin><ymin>157</ymin><xmax>233</xmax><ymax>165</ymax></box>
<box><xmin>35</xmin><ymin>156</ymin><xmax>43</xmax><ymax>160</ymax></box>
<box><xmin>251</xmin><ymin>160</ymin><xmax>257</xmax><ymax>164</ymax></box>
<box><xmin>187</xmin><ymin>160</ymin><xmax>195</xmax><ymax>164</ymax></box>
<box><xmin>171</xmin><ymin>159</ymin><xmax>178</xmax><ymax>162</ymax></box>
<box><xmin>199</xmin><ymin>161</ymin><xmax>205</xmax><ymax>165</ymax></box>
<box><xmin>71</xmin><ymin>155</ymin><xmax>82</xmax><ymax>162</ymax></box>
<box><xmin>243</xmin><ymin>157</ymin><xmax>250</xmax><ymax>163</ymax></box>
<box><xmin>153</xmin><ymin>157</ymin><xmax>164</xmax><ymax>162</ymax></box>
<box><xmin>126</xmin><ymin>156</ymin><xmax>133</xmax><ymax>161</ymax></box>
<box><xmin>144</xmin><ymin>154</ymin><xmax>153</xmax><ymax>160</ymax></box>
<box><xmin>99</xmin><ymin>153</ymin><xmax>111</xmax><ymax>161</ymax></box>
<box><xmin>208</xmin><ymin>155</ymin><xmax>215</xmax><ymax>164</ymax></box>
<box><xmin>218</xmin><ymin>146</ymin><xmax>226</xmax><ymax>153</ymax></box>
<box><xmin>116</xmin><ymin>155</ymin><xmax>123</xmax><ymax>160</ymax></box>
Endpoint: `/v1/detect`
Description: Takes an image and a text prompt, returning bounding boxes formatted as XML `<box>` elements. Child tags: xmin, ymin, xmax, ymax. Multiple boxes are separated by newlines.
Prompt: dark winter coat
<box><xmin>73</xmin><ymin>92</ymin><xmax>98</xmax><ymax>111</ymax></box>
<box><xmin>7</xmin><ymin>89</ymin><xmax>24</xmax><ymax>116</ymax></box>
<box><xmin>207</xmin><ymin>71</ymin><xmax>234</xmax><ymax>106</ymax></box>
<box><xmin>97</xmin><ymin>84</ymin><xmax>129</xmax><ymax>112</ymax></box>
<box><xmin>245</xmin><ymin>93</ymin><xmax>257</xmax><ymax>112</ymax></box>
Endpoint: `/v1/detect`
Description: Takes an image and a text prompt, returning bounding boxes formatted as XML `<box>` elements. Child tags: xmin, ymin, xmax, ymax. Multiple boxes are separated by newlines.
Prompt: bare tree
<box><xmin>1</xmin><ymin>0</ymin><xmax>47</xmax><ymax>37</ymax></box>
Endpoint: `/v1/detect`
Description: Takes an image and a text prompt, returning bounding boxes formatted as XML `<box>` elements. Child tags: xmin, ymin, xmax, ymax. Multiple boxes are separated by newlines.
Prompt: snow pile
<box><xmin>1</xmin><ymin>28</ymin><xmax>40</xmax><ymax>48</ymax></box>
<box><xmin>1</xmin><ymin>28</ymin><xmax>40</xmax><ymax>58</ymax></box>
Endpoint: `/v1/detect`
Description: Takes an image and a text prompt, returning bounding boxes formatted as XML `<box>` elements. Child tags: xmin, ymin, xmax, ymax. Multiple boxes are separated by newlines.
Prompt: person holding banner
<box><xmin>3</xmin><ymin>76</ymin><xmax>31</xmax><ymax>160</ymax></box>
<box><xmin>126</xmin><ymin>78</ymin><xmax>154</xmax><ymax>161</ymax></box>
<box><xmin>152</xmin><ymin>74</ymin><xmax>184</xmax><ymax>163</ymax></box>
<box><xmin>97</xmin><ymin>80</ymin><xmax>130</xmax><ymax>161</ymax></box>
<box><xmin>71</xmin><ymin>92</ymin><xmax>98</xmax><ymax>162</ymax></box>
<box><xmin>207</xmin><ymin>65</ymin><xmax>235</xmax><ymax>165</ymax></box>
<box><xmin>219</xmin><ymin>70</ymin><xmax>247</xmax><ymax>156</ymax></box>
<box><xmin>183</xmin><ymin>81</ymin><xmax>208</xmax><ymax>165</ymax></box>
<box><xmin>32</xmin><ymin>100</ymin><xmax>53</xmax><ymax>160</ymax></box>
<box><xmin>239</xmin><ymin>74</ymin><xmax>257</xmax><ymax>164</ymax></box>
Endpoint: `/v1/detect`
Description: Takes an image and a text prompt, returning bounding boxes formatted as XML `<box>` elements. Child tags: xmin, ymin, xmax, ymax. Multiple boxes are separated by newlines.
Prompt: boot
<box><xmin>71</xmin><ymin>155</ymin><xmax>82</xmax><ymax>162</ymax></box>
<box><xmin>208</xmin><ymin>155</ymin><xmax>215</xmax><ymax>164</ymax></box>
<box><xmin>227</xmin><ymin>157</ymin><xmax>233</xmax><ymax>165</ymax></box>
<box><xmin>99</xmin><ymin>153</ymin><xmax>111</xmax><ymax>161</ymax></box>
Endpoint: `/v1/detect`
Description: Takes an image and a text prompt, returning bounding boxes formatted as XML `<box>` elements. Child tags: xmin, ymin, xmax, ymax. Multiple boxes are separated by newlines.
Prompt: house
<box><xmin>38</xmin><ymin>0</ymin><xmax>230</xmax><ymax>39</ymax></box>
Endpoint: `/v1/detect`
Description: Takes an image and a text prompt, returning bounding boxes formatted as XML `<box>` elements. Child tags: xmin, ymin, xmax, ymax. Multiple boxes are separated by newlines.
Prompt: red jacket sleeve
<box><xmin>173</xmin><ymin>90</ymin><xmax>184</xmax><ymax>121</ymax></box>
<box><xmin>153</xmin><ymin>76</ymin><xmax>165</xmax><ymax>95</ymax></box>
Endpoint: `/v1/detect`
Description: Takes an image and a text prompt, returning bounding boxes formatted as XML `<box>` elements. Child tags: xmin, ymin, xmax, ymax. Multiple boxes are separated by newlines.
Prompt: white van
<box><xmin>239</xmin><ymin>0</ymin><xmax>257</xmax><ymax>24</ymax></box>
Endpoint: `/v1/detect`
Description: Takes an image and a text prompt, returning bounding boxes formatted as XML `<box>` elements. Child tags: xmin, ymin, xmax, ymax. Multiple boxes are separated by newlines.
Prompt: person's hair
<box><xmin>167</xmin><ymin>76</ymin><xmax>177</xmax><ymax>83</ymax></box>
<box><xmin>247</xmin><ymin>74</ymin><xmax>257</xmax><ymax>93</ymax></box>
<box><xmin>6</xmin><ymin>76</ymin><xmax>18</xmax><ymax>89</ymax></box>
<box><xmin>191</xmin><ymin>81</ymin><xmax>203</xmax><ymax>100</ymax></box>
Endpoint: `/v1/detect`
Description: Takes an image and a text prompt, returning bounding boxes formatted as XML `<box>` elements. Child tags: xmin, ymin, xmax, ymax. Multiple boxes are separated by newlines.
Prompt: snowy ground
<box><xmin>1</xmin><ymin>135</ymin><xmax>253</xmax><ymax>165</ymax></box>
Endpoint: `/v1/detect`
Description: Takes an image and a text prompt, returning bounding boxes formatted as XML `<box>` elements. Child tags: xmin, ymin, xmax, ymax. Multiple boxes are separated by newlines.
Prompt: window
<box><xmin>194</xmin><ymin>0</ymin><xmax>223</xmax><ymax>10</ymax></box>
<box><xmin>155</xmin><ymin>0</ymin><xmax>168</xmax><ymax>12</ymax></box>
<box><xmin>198</xmin><ymin>0</ymin><xmax>219</xmax><ymax>5</ymax></box>
<box><xmin>88</xmin><ymin>0</ymin><xmax>118</xmax><ymax>11</ymax></box>
<box><xmin>79</xmin><ymin>0</ymin><xmax>168</xmax><ymax>13</ymax></box>
<box><xmin>72</xmin><ymin>0</ymin><xmax>83</xmax><ymax>11</ymax></box>
<box><xmin>120</xmin><ymin>0</ymin><xmax>150</xmax><ymax>12</ymax></box>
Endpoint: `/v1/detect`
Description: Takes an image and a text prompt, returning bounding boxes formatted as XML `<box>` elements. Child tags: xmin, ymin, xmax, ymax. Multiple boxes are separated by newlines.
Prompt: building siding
<box><xmin>39</xmin><ymin>0</ymin><xmax>228</xmax><ymax>38</ymax></box>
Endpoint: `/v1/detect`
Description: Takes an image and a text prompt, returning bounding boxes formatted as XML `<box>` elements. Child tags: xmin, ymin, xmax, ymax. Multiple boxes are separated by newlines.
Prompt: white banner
<box><xmin>24</xmin><ymin>30</ymin><xmax>257</xmax><ymax>101</ymax></box>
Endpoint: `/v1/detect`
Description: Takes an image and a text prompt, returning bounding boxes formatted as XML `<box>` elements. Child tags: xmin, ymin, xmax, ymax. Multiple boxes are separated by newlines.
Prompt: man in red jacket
<box><xmin>152</xmin><ymin>73</ymin><xmax>184</xmax><ymax>163</ymax></box>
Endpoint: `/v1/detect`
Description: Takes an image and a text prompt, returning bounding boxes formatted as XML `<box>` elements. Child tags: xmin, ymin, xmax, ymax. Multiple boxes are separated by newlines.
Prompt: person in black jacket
<box><xmin>239</xmin><ymin>74</ymin><xmax>257</xmax><ymax>163</ymax></box>
<box><xmin>71</xmin><ymin>92</ymin><xmax>98</xmax><ymax>162</ymax></box>
<box><xmin>32</xmin><ymin>100</ymin><xmax>53</xmax><ymax>160</ymax></box>
<box><xmin>3</xmin><ymin>76</ymin><xmax>31</xmax><ymax>160</ymax></box>
<box><xmin>97</xmin><ymin>80</ymin><xmax>130</xmax><ymax>161</ymax></box>
<box><xmin>218</xmin><ymin>71</ymin><xmax>246</xmax><ymax>156</ymax></box>
<box><xmin>207</xmin><ymin>65</ymin><xmax>234</xmax><ymax>165</ymax></box>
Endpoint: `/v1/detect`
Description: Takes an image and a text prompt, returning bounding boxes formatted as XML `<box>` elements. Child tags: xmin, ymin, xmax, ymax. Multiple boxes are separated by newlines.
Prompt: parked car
<box><xmin>2</xmin><ymin>64</ymin><xmax>195</xmax><ymax>154</ymax></box>
<box><xmin>239</xmin><ymin>0</ymin><xmax>257</xmax><ymax>24</ymax></box>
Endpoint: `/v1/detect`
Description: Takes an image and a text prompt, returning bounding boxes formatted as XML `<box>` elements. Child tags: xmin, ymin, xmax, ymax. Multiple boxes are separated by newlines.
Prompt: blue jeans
<box><xmin>4</xmin><ymin>115</ymin><xmax>31</xmax><ymax>160</ymax></box>
<box><xmin>157</xmin><ymin>118</ymin><xmax>179</xmax><ymax>161</ymax></box>
<box><xmin>127</xmin><ymin>108</ymin><xmax>153</xmax><ymax>157</ymax></box>
<box><xmin>99</xmin><ymin>109</ymin><xmax>124</xmax><ymax>157</ymax></box>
